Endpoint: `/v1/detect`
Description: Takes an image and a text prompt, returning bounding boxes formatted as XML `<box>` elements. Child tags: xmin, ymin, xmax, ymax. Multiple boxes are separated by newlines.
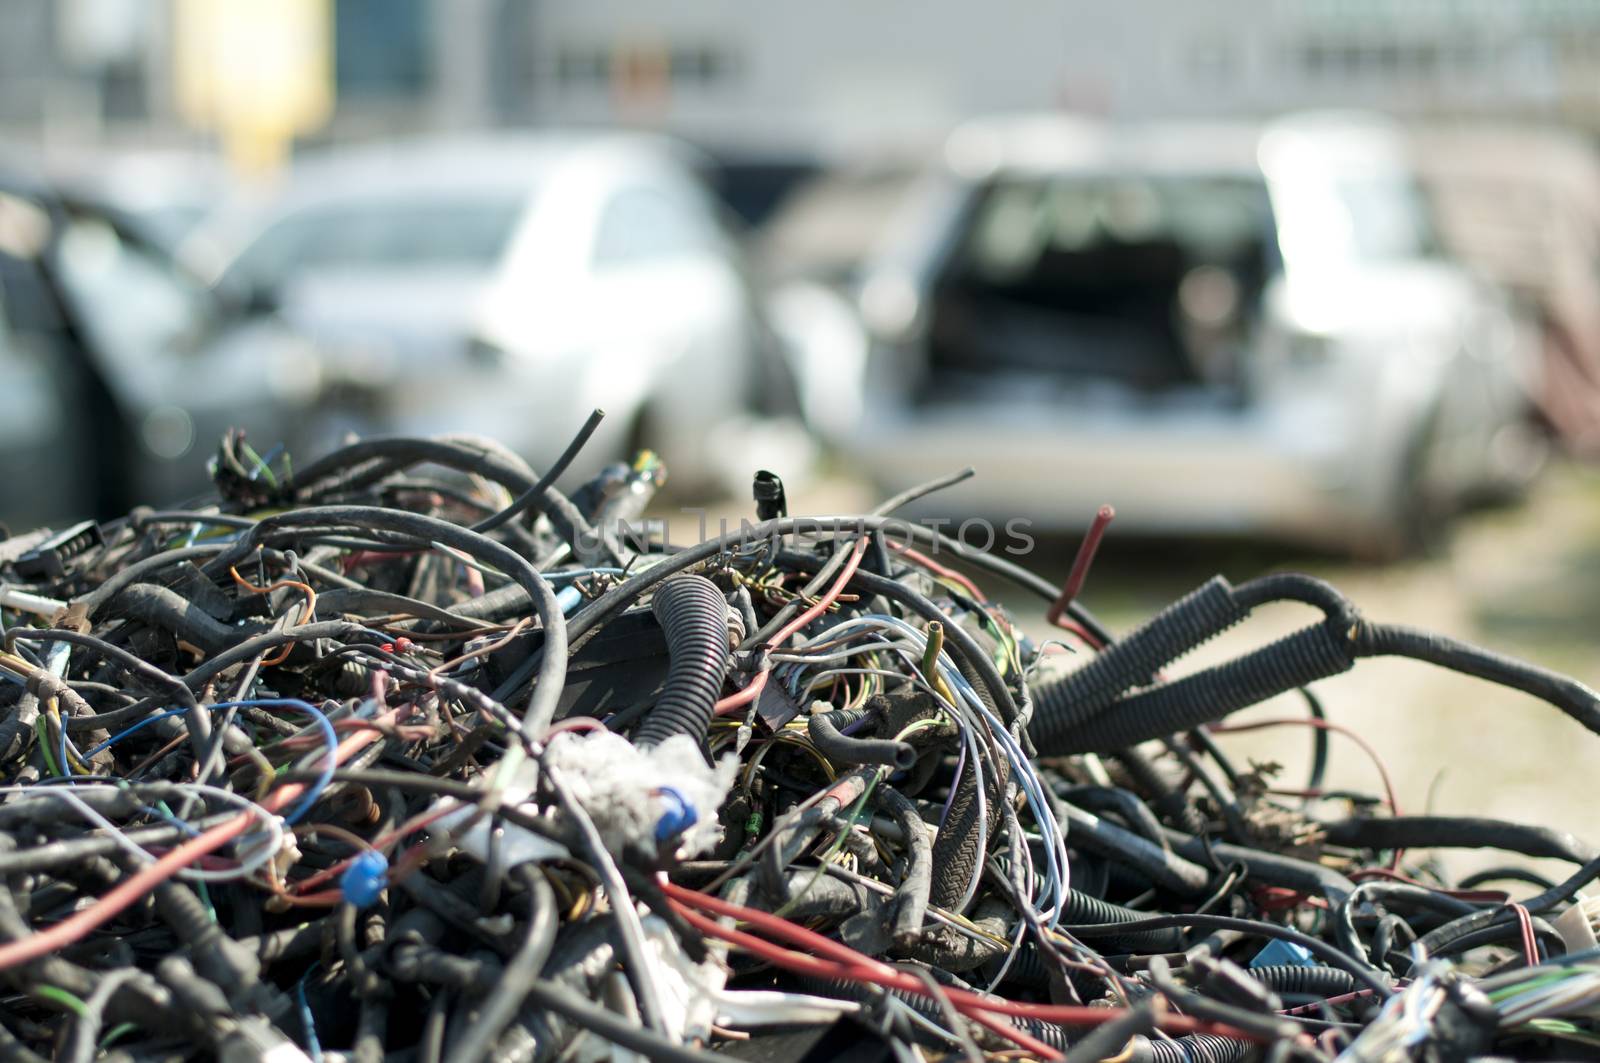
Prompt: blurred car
<box><xmin>0</xmin><ymin>170</ymin><xmax>321</xmax><ymax>529</ymax></box>
<box><xmin>193</xmin><ymin>133</ymin><xmax>795</xmax><ymax>488</ymax></box>
<box><xmin>792</xmin><ymin>113</ymin><xmax>1546</xmax><ymax>556</ymax></box>
<box><xmin>757</xmin><ymin>162</ymin><xmax>922</xmax><ymax>437</ymax></box>
<box><xmin>1410</xmin><ymin>125</ymin><xmax>1600</xmax><ymax>455</ymax></box>
<box><xmin>41</xmin><ymin>146</ymin><xmax>231</xmax><ymax>248</ymax></box>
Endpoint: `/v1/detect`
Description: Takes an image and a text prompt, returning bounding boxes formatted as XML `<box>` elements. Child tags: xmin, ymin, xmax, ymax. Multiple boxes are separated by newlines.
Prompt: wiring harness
<box><xmin>0</xmin><ymin>419</ymin><xmax>1597</xmax><ymax>1063</ymax></box>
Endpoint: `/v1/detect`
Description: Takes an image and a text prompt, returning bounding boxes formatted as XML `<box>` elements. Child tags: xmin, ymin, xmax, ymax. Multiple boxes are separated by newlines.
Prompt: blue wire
<box><xmin>82</xmin><ymin>707</ymin><xmax>209</xmax><ymax>758</ymax></box>
<box><xmin>294</xmin><ymin>964</ymin><xmax>323</xmax><ymax>1062</ymax></box>
<box><xmin>251</xmin><ymin>443</ymin><xmax>286</xmax><ymax>480</ymax></box>
<box><xmin>205</xmin><ymin>699</ymin><xmax>337</xmax><ymax>825</ymax></box>
<box><xmin>58</xmin><ymin>715</ymin><xmax>73</xmax><ymax>777</ymax></box>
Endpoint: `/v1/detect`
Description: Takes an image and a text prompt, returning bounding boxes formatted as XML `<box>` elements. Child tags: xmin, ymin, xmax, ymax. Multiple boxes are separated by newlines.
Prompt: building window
<box><xmin>335</xmin><ymin>0</ymin><xmax>430</xmax><ymax>99</ymax></box>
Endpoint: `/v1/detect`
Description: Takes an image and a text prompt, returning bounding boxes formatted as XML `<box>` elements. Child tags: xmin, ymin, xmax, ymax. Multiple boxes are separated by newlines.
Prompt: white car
<box><xmin>194</xmin><ymin>133</ymin><xmax>792</xmax><ymax>488</ymax></box>
<box><xmin>790</xmin><ymin>113</ymin><xmax>1547</xmax><ymax>556</ymax></box>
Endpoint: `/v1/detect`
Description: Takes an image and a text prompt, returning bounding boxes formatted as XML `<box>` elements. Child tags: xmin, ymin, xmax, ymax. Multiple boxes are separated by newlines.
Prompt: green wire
<box><xmin>33</xmin><ymin>985</ymin><xmax>87</xmax><ymax>1016</ymax></box>
<box><xmin>153</xmin><ymin>800</ymin><xmax>219</xmax><ymax>923</ymax></box>
<box><xmin>195</xmin><ymin>879</ymin><xmax>218</xmax><ymax>923</ymax></box>
<box><xmin>101</xmin><ymin>1022</ymin><xmax>138</xmax><ymax>1048</ymax></box>
<box><xmin>774</xmin><ymin>768</ymin><xmax>884</xmax><ymax>917</ymax></box>
<box><xmin>1521</xmin><ymin>1019</ymin><xmax>1600</xmax><ymax>1047</ymax></box>
<box><xmin>35</xmin><ymin>717</ymin><xmax>62</xmax><ymax>778</ymax></box>
<box><xmin>1489</xmin><ymin>970</ymin><xmax>1578</xmax><ymax>1002</ymax></box>
<box><xmin>239</xmin><ymin>440</ymin><xmax>279</xmax><ymax>489</ymax></box>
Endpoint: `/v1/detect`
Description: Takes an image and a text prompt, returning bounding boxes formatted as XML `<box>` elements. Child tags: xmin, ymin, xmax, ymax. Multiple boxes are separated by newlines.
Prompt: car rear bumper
<box><xmin>844</xmin><ymin>397</ymin><xmax>1391</xmax><ymax>548</ymax></box>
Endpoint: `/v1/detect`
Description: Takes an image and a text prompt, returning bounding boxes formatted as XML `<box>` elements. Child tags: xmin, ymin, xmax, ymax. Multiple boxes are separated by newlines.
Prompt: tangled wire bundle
<box><xmin>0</xmin><ymin>417</ymin><xmax>1597</xmax><ymax>1063</ymax></box>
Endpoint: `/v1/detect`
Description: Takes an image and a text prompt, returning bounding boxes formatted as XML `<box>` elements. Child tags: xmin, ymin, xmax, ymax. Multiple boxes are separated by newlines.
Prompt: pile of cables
<box><xmin>2</xmin><ymin>416</ymin><xmax>1599</xmax><ymax>1063</ymax></box>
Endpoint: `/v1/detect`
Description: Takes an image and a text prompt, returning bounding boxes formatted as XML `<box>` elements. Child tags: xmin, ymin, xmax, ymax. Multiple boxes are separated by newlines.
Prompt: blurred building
<box><xmin>5</xmin><ymin>1</ymin><xmax>1600</xmax><ymax>162</ymax></box>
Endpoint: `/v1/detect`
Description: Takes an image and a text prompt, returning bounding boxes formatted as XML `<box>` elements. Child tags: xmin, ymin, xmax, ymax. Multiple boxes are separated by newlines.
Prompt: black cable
<box><xmin>1457</xmin><ymin>867</ymin><xmax>1558</xmax><ymax>892</ymax></box>
<box><xmin>224</xmin><ymin>506</ymin><xmax>568</xmax><ymax>733</ymax></box>
<box><xmin>470</xmin><ymin>409</ymin><xmax>605</xmax><ymax>534</ymax></box>
<box><xmin>442</xmin><ymin>867</ymin><xmax>557</xmax><ymax>1063</ymax></box>
<box><xmin>1067</xmin><ymin>912</ymin><xmax>1391</xmax><ymax>997</ymax></box>
<box><xmin>1320</xmin><ymin>816</ymin><xmax>1597</xmax><ymax>865</ymax></box>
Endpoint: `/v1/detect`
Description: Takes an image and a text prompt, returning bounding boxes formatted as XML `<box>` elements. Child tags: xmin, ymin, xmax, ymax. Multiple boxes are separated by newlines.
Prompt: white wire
<box><xmin>0</xmin><ymin>783</ymin><xmax>285</xmax><ymax>884</ymax></box>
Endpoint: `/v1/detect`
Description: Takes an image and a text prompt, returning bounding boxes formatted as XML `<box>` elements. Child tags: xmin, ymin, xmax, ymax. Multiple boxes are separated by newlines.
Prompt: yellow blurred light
<box><xmin>173</xmin><ymin>0</ymin><xmax>333</xmax><ymax>177</ymax></box>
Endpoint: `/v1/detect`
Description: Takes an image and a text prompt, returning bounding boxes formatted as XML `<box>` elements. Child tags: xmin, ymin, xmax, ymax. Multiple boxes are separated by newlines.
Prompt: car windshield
<box><xmin>232</xmin><ymin>194</ymin><xmax>528</xmax><ymax>284</ymax></box>
<box><xmin>928</xmin><ymin>173</ymin><xmax>1273</xmax><ymax>392</ymax></box>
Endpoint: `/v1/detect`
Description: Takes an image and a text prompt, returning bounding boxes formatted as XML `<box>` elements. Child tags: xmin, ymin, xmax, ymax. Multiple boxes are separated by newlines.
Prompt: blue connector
<box><xmin>340</xmin><ymin>850</ymin><xmax>390</xmax><ymax>908</ymax></box>
<box><xmin>654</xmin><ymin>786</ymin><xmax>698</xmax><ymax>842</ymax></box>
<box><xmin>1249</xmin><ymin>938</ymin><xmax>1318</xmax><ymax>968</ymax></box>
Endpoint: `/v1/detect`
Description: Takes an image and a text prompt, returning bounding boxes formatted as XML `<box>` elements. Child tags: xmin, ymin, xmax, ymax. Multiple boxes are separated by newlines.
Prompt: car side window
<box><xmin>592</xmin><ymin>183</ymin><xmax>715</xmax><ymax>269</ymax></box>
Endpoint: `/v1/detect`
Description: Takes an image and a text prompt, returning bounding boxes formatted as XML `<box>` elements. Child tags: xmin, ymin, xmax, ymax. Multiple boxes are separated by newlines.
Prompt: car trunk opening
<box><xmin>922</xmin><ymin>173</ymin><xmax>1276</xmax><ymax>401</ymax></box>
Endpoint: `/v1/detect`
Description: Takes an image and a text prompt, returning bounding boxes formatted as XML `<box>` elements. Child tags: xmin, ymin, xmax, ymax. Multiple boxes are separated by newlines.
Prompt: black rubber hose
<box><xmin>112</xmin><ymin>582</ymin><xmax>263</xmax><ymax>657</ymax></box>
<box><xmin>1165</xmin><ymin>832</ymin><xmax>1358</xmax><ymax>906</ymax></box>
<box><xmin>877</xmin><ymin>786</ymin><xmax>932</xmax><ymax>948</ymax></box>
<box><xmin>1431</xmin><ymin>916</ymin><xmax>1566</xmax><ymax>963</ymax></box>
<box><xmin>1458</xmin><ymin>867</ymin><xmax>1557</xmax><ymax>892</ymax></box>
<box><xmin>1332</xmin><ymin>882</ymin><xmax>1478</xmax><ymax>966</ymax></box>
<box><xmin>1053</xmin><ymin>797</ymin><xmax>1211</xmax><ymax>896</ymax></box>
<box><xmin>633</xmin><ymin>575</ymin><xmax>731</xmax><ymax>749</ymax></box>
<box><xmin>1353</xmin><ymin>622</ymin><xmax>1600</xmax><ymax>737</ymax></box>
<box><xmin>1063</xmin><ymin>891</ymin><xmax>1186</xmax><ymax>953</ymax></box>
<box><xmin>1321</xmin><ymin>816</ymin><xmax>1598</xmax><ymax>865</ymax></box>
<box><xmin>444</xmin><ymin>868</ymin><xmax>558</xmax><ymax>1063</ymax></box>
<box><xmin>807</xmin><ymin>711</ymin><xmax>916</xmax><ymax>770</ymax></box>
<box><xmin>1028</xmin><ymin>577</ymin><xmax>1246</xmax><ymax>751</ymax></box>
<box><xmin>1249</xmin><ymin>964</ymin><xmax>1359</xmax><ymax>998</ymax></box>
<box><xmin>1419</xmin><ymin>851</ymin><xmax>1600</xmax><ymax>960</ymax></box>
<box><xmin>1041</xmin><ymin>622</ymin><xmax>1356</xmax><ymax>754</ymax></box>
<box><xmin>1231</xmin><ymin>573</ymin><xmax>1354</xmax><ymax>617</ymax></box>
<box><xmin>1060</xmin><ymin>785</ymin><xmax>1170</xmax><ymax>850</ymax></box>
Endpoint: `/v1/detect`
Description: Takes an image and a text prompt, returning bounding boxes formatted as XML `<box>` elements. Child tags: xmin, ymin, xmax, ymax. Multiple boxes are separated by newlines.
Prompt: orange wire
<box><xmin>230</xmin><ymin>564</ymin><xmax>318</xmax><ymax>666</ymax></box>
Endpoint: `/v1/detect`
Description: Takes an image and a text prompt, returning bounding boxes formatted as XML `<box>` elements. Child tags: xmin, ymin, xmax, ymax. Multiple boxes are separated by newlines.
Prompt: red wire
<box><xmin>0</xmin><ymin>711</ymin><xmax>393</xmax><ymax>970</ymax></box>
<box><xmin>1046</xmin><ymin>505</ymin><xmax>1114</xmax><ymax>628</ymax></box>
<box><xmin>884</xmin><ymin>541</ymin><xmax>988</xmax><ymax>603</ymax></box>
<box><xmin>660</xmin><ymin>881</ymin><xmax>1256</xmax><ymax>1048</ymax></box>
<box><xmin>1348</xmin><ymin>868</ymin><xmax>1508</xmax><ymax>904</ymax></box>
<box><xmin>1506</xmin><ymin>901</ymin><xmax>1539</xmax><ymax>966</ymax></box>
<box><xmin>714</xmin><ymin>537</ymin><xmax>871</xmax><ymax>716</ymax></box>
<box><xmin>669</xmin><ymin>901</ymin><xmax>1066</xmax><ymax>1057</ymax></box>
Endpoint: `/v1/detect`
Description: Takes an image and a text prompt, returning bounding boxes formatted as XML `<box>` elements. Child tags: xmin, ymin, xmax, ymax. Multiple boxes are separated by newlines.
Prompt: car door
<box><xmin>46</xmin><ymin>205</ymin><xmax>318</xmax><ymax>505</ymax></box>
<box><xmin>582</xmin><ymin>175</ymin><xmax>753</xmax><ymax>478</ymax></box>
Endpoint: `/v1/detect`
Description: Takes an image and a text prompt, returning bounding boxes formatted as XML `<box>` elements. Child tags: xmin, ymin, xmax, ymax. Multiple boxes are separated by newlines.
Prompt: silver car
<box><xmin>193</xmin><ymin>133</ymin><xmax>795</xmax><ymax>490</ymax></box>
<box><xmin>0</xmin><ymin>173</ymin><xmax>320</xmax><ymax>529</ymax></box>
<box><xmin>796</xmin><ymin>114</ymin><xmax>1546</xmax><ymax>556</ymax></box>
